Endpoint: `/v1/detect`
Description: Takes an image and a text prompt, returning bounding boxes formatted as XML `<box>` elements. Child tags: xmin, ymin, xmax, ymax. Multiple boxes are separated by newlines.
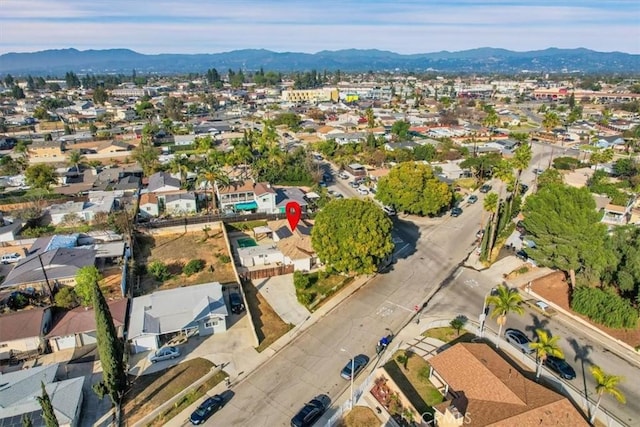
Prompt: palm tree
<box><xmin>530</xmin><ymin>329</ymin><xmax>564</xmax><ymax>380</ymax></box>
<box><xmin>67</xmin><ymin>150</ymin><xmax>86</xmax><ymax>172</ymax></box>
<box><xmin>196</xmin><ymin>159</ymin><xmax>230</xmax><ymax>212</ymax></box>
<box><xmin>508</xmin><ymin>142</ymin><xmax>532</xmax><ymax>213</ymax></box>
<box><xmin>542</xmin><ymin>111</ymin><xmax>561</xmax><ymax>138</ymax></box>
<box><xmin>486</xmin><ymin>284</ymin><xmax>525</xmax><ymax>348</ymax></box>
<box><xmin>168</xmin><ymin>155</ymin><xmax>192</xmax><ymax>187</ymax></box>
<box><xmin>487</xmin><ymin>159</ymin><xmax>514</xmax><ymax>257</ymax></box>
<box><xmin>589</xmin><ymin>365</ymin><xmax>626</xmax><ymax>424</ymax></box>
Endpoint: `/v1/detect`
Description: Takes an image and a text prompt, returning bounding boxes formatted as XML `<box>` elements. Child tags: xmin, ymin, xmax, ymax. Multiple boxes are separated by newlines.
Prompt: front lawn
<box><xmin>383</xmin><ymin>350</ymin><xmax>444</xmax><ymax>416</ymax></box>
<box><xmin>294</xmin><ymin>271</ymin><xmax>354</xmax><ymax>311</ymax></box>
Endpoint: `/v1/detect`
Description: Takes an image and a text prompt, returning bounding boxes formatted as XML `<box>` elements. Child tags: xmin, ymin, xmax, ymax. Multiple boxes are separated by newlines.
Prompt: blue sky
<box><xmin>1</xmin><ymin>0</ymin><xmax>639</xmax><ymax>54</ymax></box>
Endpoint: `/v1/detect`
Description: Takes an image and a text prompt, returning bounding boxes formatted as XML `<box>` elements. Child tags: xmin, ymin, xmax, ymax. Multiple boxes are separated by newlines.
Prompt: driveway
<box><xmin>254</xmin><ymin>274</ymin><xmax>310</xmax><ymax>326</ymax></box>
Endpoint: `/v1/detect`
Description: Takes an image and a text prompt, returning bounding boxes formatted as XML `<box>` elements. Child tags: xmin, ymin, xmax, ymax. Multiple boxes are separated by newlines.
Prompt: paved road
<box><xmin>208</xmin><ymin>191</ymin><xmax>485</xmax><ymax>426</ymax></box>
<box><xmin>427</xmin><ymin>266</ymin><xmax>640</xmax><ymax>427</ymax></box>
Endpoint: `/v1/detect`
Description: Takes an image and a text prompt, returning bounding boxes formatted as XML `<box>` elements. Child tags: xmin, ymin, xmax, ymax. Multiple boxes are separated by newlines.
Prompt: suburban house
<box><xmin>216</xmin><ymin>180</ymin><xmax>276</xmax><ymax>214</ymax></box>
<box><xmin>46</xmin><ymin>299</ymin><xmax>127</xmax><ymax>352</ymax></box>
<box><xmin>28</xmin><ymin>140</ymin><xmax>65</xmax><ymax>158</ymax></box>
<box><xmin>147</xmin><ymin>171</ymin><xmax>181</xmax><ymax>193</ymax></box>
<box><xmin>0</xmin><ymin>307</ymin><xmax>53</xmax><ymax>353</ymax></box>
<box><xmin>1</xmin><ymin>235</ymin><xmax>98</xmax><ymax>293</ymax></box>
<box><xmin>128</xmin><ymin>282</ymin><xmax>229</xmax><ymax>353</ymax></box>
<box><xmin>0</xmin><ymin>363</ymin><xmax>84</xmax><ymax>427</ymax></box>
<box><xmin>427</xmin><ymin>343</ymin><xmax>588</xmax><ymax>426</ymax></box>
<box><xmin>594</xmin><ymin>135</ymin><xmax>625</xmax><ymax>149</ymax></box>
<box><xmin>165</xmin><ymin>191</ymin><xmax>197</xmax><ymax>215</ymax></box>
<box><xmin>0</xmin><ymin>219</ymin><xmax>24</xmax><ymax>242</ymax></box>
<box><xmin>139</xmin><ymin>193</ymin><xmax>160</xmax><ymax>217</ymax></box>
<box><xmin>275</xmin><ymin>187</ymin><xmax>308</xmax><ymax>214</ymax></box>
<box><xmin>47</xmin><ymin>193</ymin><xmax>116</xmax><ymax>225</ymax></box>
<box><xmin>270</xmin><ymin>219</ymin><xmax>316</xmax><ymax>271</ymax></box>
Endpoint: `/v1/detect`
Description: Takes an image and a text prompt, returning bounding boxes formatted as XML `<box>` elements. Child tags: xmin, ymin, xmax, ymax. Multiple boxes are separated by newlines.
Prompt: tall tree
<box><xmin>377</xmin><ymin>162</ymin><xmax>452</xmax><ymax>216</ymax></box>
<box><xmin>589</xmin><ymin>365</ymin><xmax>626</xmax><ymax>424</ymax></box>
<box><xmin>522</xmin><ymin>184</ymin><xmax>611</xmax><ymax>288</ymax></box>
<box><xmin>530</xmin><ymin>329</ymin><xmax>564</xmax><ymax>380</ymax></box>
<box><xmin>21</xmin><ymin>413</ymin><xmax>33</xmax><ymax>427</ymax></box>
<box><xmin>487</xmin><ymin>159</ymin><xmax>514</xmax><ymax>256</ymax></box>
<box><xmin>168</xmin><ymin>155</ymin><xmax>192</xmax><ymax>187</ymax></box>
<box><xmin>311</xmin><ymin>199</ymin><xmax>394</xmax><ymax>274</ymax></box>
<box><xmin>36</xmin><ymin>381</ymin><xmax>59</xmax><ymax>427</ymax></box>
<box><xmin>67</xmin><ymin>150</ymin><xmax>86</xmax><ymax>172</ymax></box>
<box><xmin>92</xmin><ymin>281</ymin><xmax>126</xmax><ymax>407</ymax></box>
<box><xmin>542</xmin><ymin>111</ymin><xmax>561</xmax><ymax>135</ymax></box>
<box><xmin>196</xmin><ymin>158</ymin><xmax>230</xmax><ymax>211</ymax></box>
<box><xmin>486</xmin><ymin>284</ymin><xmax>525</xmax><ymax>348</ymax></box>
<box><xmin>25</xmin><ymin>164</ymin><xmax>57</xmax><ymax>190</ymax></box>
<box><xmin>365</xmin><ymin>107</ymin><xmax>375</xmax><ymax>129</ymax></box>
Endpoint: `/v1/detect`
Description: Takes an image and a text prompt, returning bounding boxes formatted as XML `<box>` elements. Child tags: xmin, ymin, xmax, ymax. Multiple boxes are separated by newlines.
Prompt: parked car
<box><xmin>332</xmin><ymin>192</ymin><xmax>344</xmax><ymax>199</ymax></box>
<box><xmin>290</xmin><ymin>394</ymin><xmax>331</xmax><ymax>427</ymax></box>
<box><xmin>505</xmin><ymin>328</ymin><xmax>534</xmax><ymax>354</ymax></box>
<box><xmin>467</xmin><ymin>195</ymin><xmax>478</xmax><ymax>204</ymax></box>
<box><xmin>189</xmin><ymin>395</ymin><xmax>225</xmax><ymax>424</ymax></box>
<box><xmin>340</xmin><ymin>354</ymin><xmax>370</xmax><ymax>380</ymax></box>
<box><xmin>383</xmin><ymin>206</ymin><xmax>397</xmax><ymax>216</ymax></box>
<box><xmin>1</xmin><ymin>253</ymin><xmax>22</xmax><ymax>264</ymax></box>
<box><xmin>533</xmin><ymin>168</ymin><xmax>545</xmax><ymax>176</ymax></box>
<box><xmin>338</xmin><ymin>172</ymin><xmax>349</xmax><ymax>180</ymax></box>
<box><xmin>148</xmin><ymin>346</ymin><xmax>181</xmax><ymax>363</ymax></box>
<box><xmin>516</xmin><ymin>250</ymin><xmax>537</xmax><ymax>266</ymax></box>
<box><xmin>545</xmin><ymin>356</ymin><xmax>576</xmax><ymax>380</ymax></box>
<box><xmin>229</xmin><ymin>292</ymin><xmax>245</xmax><ymax>314</ymax></box>
<box><xmin>357</xmin><ymin>187</ymin><xmax>369</xmax><ymax>195</ymax></box>
<box><xmin>349</xmin><ymin>181</ymin><xmax>360</xmax><ymax>188</ymax></box>
<box><xmin>479</xmin><ymin>184</ymin><xmax>492</xmax><ymax>193</ymax></box>
<box><xmin>451</xmin><ymin>207</ymin><xmax>463</xmax><ymax>217</ymax></box>
<box><xmin>519</xmin><ymin>183</ymin><xmax>529</xmax><ymax>194</ymax></box>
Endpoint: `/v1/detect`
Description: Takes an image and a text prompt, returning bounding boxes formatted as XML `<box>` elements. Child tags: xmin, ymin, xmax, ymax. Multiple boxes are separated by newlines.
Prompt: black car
<box><xmin>340</xmin><ymin>354</ymin><xmax>370</xmax><ymax>380</ymax></box>
<box><xmin>479</xmin><ymin>184</ymin><xmax>492</xmax><ymax>193</ymax></box>
<box><xmin>189</xmin><ymin>395</ymin><xmax>225</xmax><ymax>424</ymax></box>
<box><xmin>229</xmin><ymin>292</ymin><xmax>245</xmax><ymax>314</ymax></box>
<box><xmin>291</xmin><ymin>394</ymin><xmax>331</xmax><ymax>427</ymax></box>
<box><xmin>544</xmin><ymin>356</ymin><xmax>576</xmax><ymax>380</ymax></box>
<box><xmin>451</xmin><ymin>207</ymin><xmax>463</xmax><ymax>217</ymax></box>
<box><xmin>519</xmin><ymin>183</ymin><xmax>529</xmax><ymax>195</ymax></box>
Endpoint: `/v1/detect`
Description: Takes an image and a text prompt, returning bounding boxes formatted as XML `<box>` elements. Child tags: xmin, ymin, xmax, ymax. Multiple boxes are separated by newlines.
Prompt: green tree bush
<box><xmin>54</xmin><ymin>287</ymin><xmax>78</xmax><ymax>309</ymax></box>
<box><xmin>293</xmin><ymin>271</ymin><xmax>310</xmax><ymax>290</ymax></box>
<box><xmin>571</xmin><ymin>286</ymin><xmax>638</xmax><ymax>329</ymax></box>
<box><xmin>182</xmin><ymin>259</ymin><xmax>205</xmax><ymax>276</ymax></box>
<box><xmin>148</xmin><ymin>261</ymin><xmax>171</xmax><ymax>281</ymax></box>
<box><xmin>74</xmin><ymin>266</ymin><xmax>103</xmax><ymax>306</ymax></box>
<box><xmin>311</xmin><ymin>199</ymin><xmax>394</xmax><ymax>274</ymax></box>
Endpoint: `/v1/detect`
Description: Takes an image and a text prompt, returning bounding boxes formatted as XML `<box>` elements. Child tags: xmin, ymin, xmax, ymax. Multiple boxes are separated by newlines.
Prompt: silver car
<box><xmin>504</xmin><ymin>329</ymin><xmax>534</xmax><ymax>354</ymax></box>
<box><xmin>148</xmin><ymin>346</ymin><xmax>181</xmax><ymax>363</ymax></box>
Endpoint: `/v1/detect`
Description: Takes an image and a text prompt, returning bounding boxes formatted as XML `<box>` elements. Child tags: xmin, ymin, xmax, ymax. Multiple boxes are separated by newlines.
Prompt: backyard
<box><xmin>123</xmin><ymin>358</ymin><xmax>227</xmax><ymax>425</ymax></box>
<box><xmin>134</xmin><ymin>230</ymin><xmax>237</xmax><ymax>295</ymax></box>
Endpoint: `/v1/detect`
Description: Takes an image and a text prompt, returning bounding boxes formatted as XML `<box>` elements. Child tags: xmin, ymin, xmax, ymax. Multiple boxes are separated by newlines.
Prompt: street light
<box><xmin>479</xmin><ymin>287</ymin><xmax>495</xmax><ymax>338</ymax></box>
<box><xmin>340</xmin><ymin>348</ymin><xmax>354</xmax><ymax>409</ymax></box>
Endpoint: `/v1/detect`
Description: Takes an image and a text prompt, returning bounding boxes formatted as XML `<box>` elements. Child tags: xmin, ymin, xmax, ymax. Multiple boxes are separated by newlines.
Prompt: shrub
<box><xmin>293</xmin><ymin>271</ymin><xmax>310</xmax><ymax>290</ymax></box>
<box><xmin>571</xmin><ymin>286</ymin><xmax>638</xmax><ymax>329</ymax></box>
<box><xmin>296</xmin><ymin>289</ymin><xmax>314</xmax><ymax>306</ymax></box>
<box><xmin>55</xmin><ymin>287</ymin><xmax>78</xmax><ymax>309</ymax></box>
<box><xmin>149</xmin><ymin>261</ymin><xmax>171</xmax><ymax>282</ymax></box>
<box><xmin>553</xmin><ymin>156</ymin><xmax>581</xmax><ymax>170</ymax></box>
<box><xmin>218</xmin><ymin>254</ymin><xmax>231</xmax><ymax>264</ymax></box>
<box><xmin>183</xmin><ymin>259</ymin><xmax>205</xmax><ymax>276</ymax></box>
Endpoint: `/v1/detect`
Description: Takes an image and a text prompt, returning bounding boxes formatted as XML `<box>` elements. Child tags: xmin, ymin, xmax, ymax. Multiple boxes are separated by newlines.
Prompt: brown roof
<box><xmin>605</xmin><ymin>203</ymin><xmax>626</xmax><ymax>213</ymax></box>
<box><xmin>46</xmin><ymin>299</ymin><xmax>127</xmax><ymax>338</ymax></box>
<box><xmin>0</xmin><ymin>307</ymin><xmax>49</xmax><ymax>342</ymax></box>
<box><xmin>218</xmin><ymin>180</ymin><xmax>255</xmax><ymax>195</ymax></box>
<box><xmin>429</xmin><ymin>343</ymin><xmax>588</xmax><ymax>427</ymax></box>
<box><xmin>254</xmin><ymin>182</ymin><xmax>275</xmax><ymax>196</ymax></box>
<box><xmin>316</xmin><ymin>125</ymin><xmax>335</xmax><ymax>134</ymax></box>
<box><xmin>268</xmin><ymin>219</ymin><xmax>315</xmax><ymax>260</ymax></box>
<box><xmin>139</xmin><ymin>192</ymin><xmax>158</xmax><ymax>205</ymax></box>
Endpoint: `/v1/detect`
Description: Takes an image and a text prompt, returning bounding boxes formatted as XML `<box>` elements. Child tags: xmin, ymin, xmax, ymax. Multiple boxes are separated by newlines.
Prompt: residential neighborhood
<box><xmin>0</xmin><ymin>62</ymin><xmax>639</xmax><ymax>427</ymax></box>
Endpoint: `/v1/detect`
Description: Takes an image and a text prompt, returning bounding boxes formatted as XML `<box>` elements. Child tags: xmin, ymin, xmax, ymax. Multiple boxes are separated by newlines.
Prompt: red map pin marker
<box><xmin>286</xmin><ymin>201</ymin><xmax>302</xmax><ymax>231</ymax></box>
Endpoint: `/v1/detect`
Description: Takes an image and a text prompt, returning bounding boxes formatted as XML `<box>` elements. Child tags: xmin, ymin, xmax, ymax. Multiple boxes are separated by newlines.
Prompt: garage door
<box><xmin>55</xmin><ymin>335</ymin><xmax>77</xmax><ymax>350</ymax></box>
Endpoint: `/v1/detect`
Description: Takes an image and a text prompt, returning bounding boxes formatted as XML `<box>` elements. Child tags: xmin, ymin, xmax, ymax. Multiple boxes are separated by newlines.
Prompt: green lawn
<box><xmin>383</xmin><ymin>351</ymin><xmax>444</xmax><ymax>416</ymax></box>
<box><xmin>298</xmin><ymin>272</ymin><xmax>354</xmax><ymax>311</ymax></box>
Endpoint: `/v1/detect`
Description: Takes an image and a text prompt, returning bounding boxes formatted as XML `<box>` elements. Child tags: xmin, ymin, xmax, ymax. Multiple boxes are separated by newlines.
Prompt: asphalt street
<box><xmin>427</xmin><ymin>266</ymin><xmax>640</xmax><ymax>427</ymax></box>
<box><xmin>208</xmin><ymin>185</ymin><xmax>485</xmax><ymax>426</ymax></box>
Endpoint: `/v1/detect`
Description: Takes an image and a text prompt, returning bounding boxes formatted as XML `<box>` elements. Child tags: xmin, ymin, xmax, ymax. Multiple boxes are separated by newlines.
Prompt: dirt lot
<box><xmin>530</xmin><ymin>272</ymin><xmax>640</xmax><ymax>348</ymax></box>
<box><xmin>339</xmin><ymin>406</ymin><xmax>380</xmax><ymax>427</ymax></box>
<box><xmin>243</xmin><ymin>278</ymin><xmax>294</xmax><ymax>352</ymax></box>
<box><xmin>134</xmin><ymin>231</ymin><xmax>237</xmax><ymax>295</ymax></box>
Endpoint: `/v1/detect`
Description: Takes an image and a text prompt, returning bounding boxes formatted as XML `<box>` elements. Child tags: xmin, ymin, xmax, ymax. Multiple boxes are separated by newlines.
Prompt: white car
<box><xmin>148</xmin><ymin>346</ymin><xmax>181</xmax><ymax>363</ymax></box>
<box><xmin>357</xmin><ymin>187</ymin><xmax>369</xmax><ymax>195</ymax></box>
<box><xmin>1</xmin><ymin>253</ymin><xmax>22</xmax><ymax>264</ymax></box>
<box><xmin>338</xmin><ymin>172</ymin><xmax>349</xmax><ymax>180</ymax></box>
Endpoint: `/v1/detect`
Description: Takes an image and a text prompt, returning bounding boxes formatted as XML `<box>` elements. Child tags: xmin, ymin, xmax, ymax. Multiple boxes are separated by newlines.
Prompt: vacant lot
<box><xmin>296</xmin><ymin>272</ymin><xmax>354</xmax><ymax>311</ymax></box>
<box><xmin>135</xmin><ymin>231</ymin><xmax>237</xmax><ymax>294</ymax></box>
<box><xmin>123</xmin><ymin>358</ymin><xmax>226</xmax><ymax>425</ymax></box>
<box><xmin>339</xmin><ymin>406</ymin><xmax>380</xmax><ymax>427</ymax></box>
<box><xmin>243</xmin><ymin>278</ymin><xmax>294</xmax><ymax>352</ymax></box>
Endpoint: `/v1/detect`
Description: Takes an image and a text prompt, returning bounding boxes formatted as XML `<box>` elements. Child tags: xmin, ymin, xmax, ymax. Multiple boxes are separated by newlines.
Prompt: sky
<box><xmin>1</xmin><ymin>0</ymin><xmax>639</xmax><ymax>55</ymax></box>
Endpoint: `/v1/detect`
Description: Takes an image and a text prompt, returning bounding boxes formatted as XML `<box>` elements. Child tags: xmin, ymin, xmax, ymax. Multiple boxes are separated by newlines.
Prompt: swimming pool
<box><xmin>237</xmin><ymin>237</ymin><xmax>258</xmax><ymax>248</ymax></box>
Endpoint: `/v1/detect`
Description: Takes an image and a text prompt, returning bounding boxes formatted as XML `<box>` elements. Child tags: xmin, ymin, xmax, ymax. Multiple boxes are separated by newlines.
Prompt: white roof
<box><xmin>129</xmin><ymin>282</ymin><xmax>227</xmax><ymax>340</ymax></box>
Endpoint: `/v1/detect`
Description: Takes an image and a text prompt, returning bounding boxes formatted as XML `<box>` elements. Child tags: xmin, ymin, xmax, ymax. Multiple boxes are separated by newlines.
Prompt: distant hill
<box><xmin>0</xmin><ymin>47</ymin><xmax>638</xmax><ymax>75</ymax></box>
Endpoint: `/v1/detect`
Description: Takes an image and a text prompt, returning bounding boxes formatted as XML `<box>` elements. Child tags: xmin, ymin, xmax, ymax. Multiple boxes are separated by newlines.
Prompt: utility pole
<box><xmin>37</xmin><ymin>254</ymin><xmax>55</xmax><ymax>304</ymax></box>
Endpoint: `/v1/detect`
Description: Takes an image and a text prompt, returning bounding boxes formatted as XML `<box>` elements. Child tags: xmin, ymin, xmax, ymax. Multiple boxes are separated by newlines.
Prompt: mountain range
<box><xmin>1</xmin><ymin>47</ymin><xmax>639</xmax><ymax>75</ymax></box>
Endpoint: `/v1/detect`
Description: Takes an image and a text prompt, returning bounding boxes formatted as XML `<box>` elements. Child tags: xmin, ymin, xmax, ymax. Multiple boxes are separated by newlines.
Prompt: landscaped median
<box><xmin>123</xmin><ymin>358</ymin><xmax>227</xmax><ymax>426</ymax></box>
